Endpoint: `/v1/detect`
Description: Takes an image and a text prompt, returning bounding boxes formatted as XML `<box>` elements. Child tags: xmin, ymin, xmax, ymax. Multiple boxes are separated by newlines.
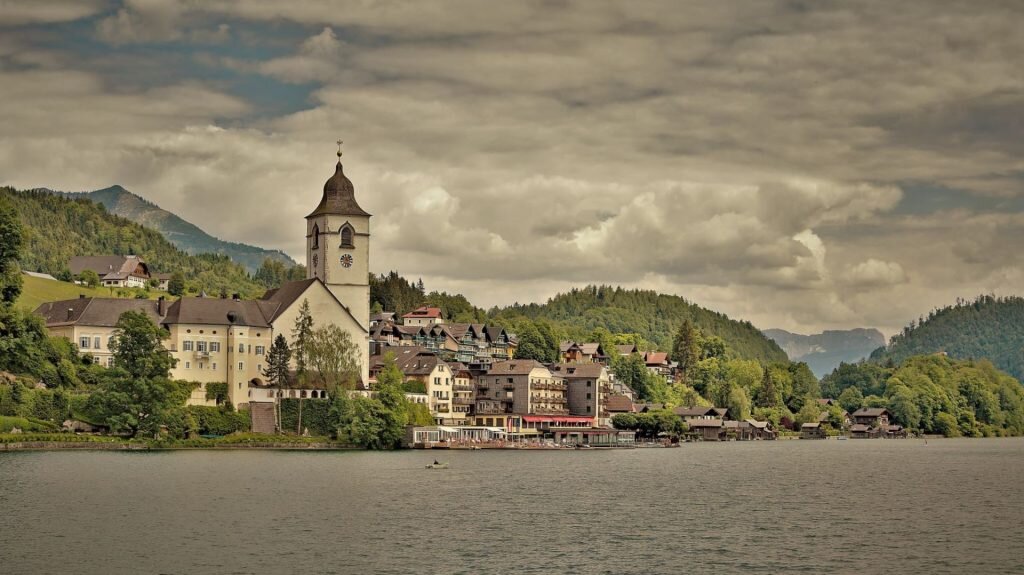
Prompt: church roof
<box><xmin>306</xmin><ymin>160</ymin><xmax>371</xmax><ymax>218</ymax></box>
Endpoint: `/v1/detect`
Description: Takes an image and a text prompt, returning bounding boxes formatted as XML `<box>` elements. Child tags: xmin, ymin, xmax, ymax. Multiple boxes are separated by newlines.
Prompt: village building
<box><xmin>800</xmin><ymin>422</ymin><xmax>827</xmax><ymax>439</ymax></box>
<box><xmin>69</xmin><ymin>255</ymin><xmax>152</xmax><ymax>288</ymax></box>
<box><xmin>551</xmin><ymin>362</ymin><xmax>612</xmax><ymax>426</ymax></box>
<box><xmin>559</xmin><ymin>341</ymin><xmax>609</xmax><ymax>364</ymax></box>
<box><xmin>402</xmin><ymin>306</ymin><xmax>445</xmax><ymax>326</ymax></box>
<box><xmin>643</xmin><ymin>351</ymin><xmax>674</xmax><ymax>382</ymax></box>
<box><xmin>473</xmin><ymin>360</ymin><xmax>573</xmax><ymax>432</ymax></box>
<box><xmin>852</xmin><ymin>407</ymin><xmax>892</xmax><ymax>428</ymax></box>
<box><xmin>689</xmin><ymin>419</ymin><xmax>726</xmax><ymax>441</ymax></box>
<box><xmin>604</xmin><ymin>394</ymin><xmax>635</xmax><ymax>418</ymax></box>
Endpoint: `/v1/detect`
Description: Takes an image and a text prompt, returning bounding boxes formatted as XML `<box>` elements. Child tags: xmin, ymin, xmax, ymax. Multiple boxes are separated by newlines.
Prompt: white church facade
<box><xmin>35</xmin><ymin>151</ymin><xmax>372</xmax><ymax>409</ymax></box>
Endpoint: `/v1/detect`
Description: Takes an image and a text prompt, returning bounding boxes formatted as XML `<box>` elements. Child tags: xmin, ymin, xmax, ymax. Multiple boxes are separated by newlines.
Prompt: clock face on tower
<box><xmin>340</xmin><ymin>254</ymin><xmax>354</xmax><ymax>268</ymax></box>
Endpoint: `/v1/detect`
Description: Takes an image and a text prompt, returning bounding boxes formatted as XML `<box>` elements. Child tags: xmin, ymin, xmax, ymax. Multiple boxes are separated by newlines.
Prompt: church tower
<box><xmin>306</xmin><ymin>145</ymin><xmax>370</xmax><ymax>332</ymax></box>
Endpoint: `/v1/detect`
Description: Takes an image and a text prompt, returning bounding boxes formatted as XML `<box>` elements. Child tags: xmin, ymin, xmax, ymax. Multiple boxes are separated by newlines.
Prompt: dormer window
<box><xmin>312</xmin><ymin>223</ymin><xmax>320</xmax><ymax>249</ymax></box>
<box><xmin>340</xmin><ymin>223</ymin><xmax>354</xmax><ymax>248</ymax></box>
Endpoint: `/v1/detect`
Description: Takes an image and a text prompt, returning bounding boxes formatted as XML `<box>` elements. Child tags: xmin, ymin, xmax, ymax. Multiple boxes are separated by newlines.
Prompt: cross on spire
<box><xmin>336</xmin><ymin>139</ymin><xmax>343</xmax><ymax>158</ymax></box>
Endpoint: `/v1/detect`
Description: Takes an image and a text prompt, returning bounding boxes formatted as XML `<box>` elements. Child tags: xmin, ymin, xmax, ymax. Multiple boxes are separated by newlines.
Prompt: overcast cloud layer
<box><xmin>2</xmin><ymin>0</ymin><xmax>1023</xmax><ymax>337</ymax></box>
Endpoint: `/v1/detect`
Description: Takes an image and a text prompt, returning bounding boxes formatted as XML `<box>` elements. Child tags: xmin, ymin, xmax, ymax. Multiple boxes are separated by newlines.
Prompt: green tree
<box><xmin>292</xmin><ymin>299</ymin><xmax>314</xmax><ymax>377</ymax></box>
<box><xmin>304</xmin><ymin>324</ymin><xmax>360</xmax><ymax>391</ymax></box>
<box><xmin>614</xmin><ymin>353</ymin><xmax>653</xmax><ymax>401</ymax></box>
<box><xmin>335</xmin><ymin>353</ymin><xmax>412</xmax><ymax>449</ymax></box>
<box><xmin>838</xmin><ymin>386</ymin><xmax>864</xmax><ymax>413</ymax></box>
<box><xmin>672</xmin><ymin>319</ymin><xmax>701</xmax><ymax>383</ymax></box>
<box><xmin>167</xmin><ymin>272</ymin><xmax>186</xmax><ymax>297</ymax></box>
<box><xmin>513</xmin><ymin>320</ymin><xmax>553</xmax><ymax>362</ymax></box>
<box><xmin>263</xmin><ymin>334</ymin><xmax>292</xmax><ymax>387</ymax></box>
<box><xmin>87</xmin><ymin>375</ymin><xmax>184</xmax><ymax>437</ymax></box>
<box><xmin>755</xmin><ymin>367</ymin><xmax>781</xmax><ymax>408</ymax></box>
<box><xmin>0</xmin><ymin>196</ymin><xmax>24</xmax><ymax>303</ymax></box>
<box><xmin>79</xmin><ymin>269</ymin><xmax>101</xmax><ymax>288</ymax></box>
<box><xmin>109</xmin><ymin>311</ymin><xmax>176</xmax><ymax>380</ymax></box>
<box><xmin>726</xmin><ymin>385</ymin><xmax>752</xmax><ymax>420</ymax></box>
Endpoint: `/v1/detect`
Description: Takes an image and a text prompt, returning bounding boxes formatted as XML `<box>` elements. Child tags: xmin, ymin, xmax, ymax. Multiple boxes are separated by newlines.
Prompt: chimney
<box><xmin>158</xmin><ymin>296</ymin><xmax>165</xmax><ymax>316</ymax></box>
<box><xmin>232</xmin><ymin>293</ymin><xmax>240</xmax><ymax>301</ymax></box>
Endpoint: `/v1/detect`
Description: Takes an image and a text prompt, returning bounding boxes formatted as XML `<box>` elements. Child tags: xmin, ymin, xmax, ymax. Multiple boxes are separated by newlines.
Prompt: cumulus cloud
<box><xmin>843</xmin><ymin>259</ymin><xmax>908</xmax><ymax>288</ymax></box>
<box><xmin>0</xmin><ymin>0</ymin><xmax>104</xmax><ymax>25</ymax></box>
<box><xmin>3</xmin><ymin>0</ymin><xmax>1024</xmax><ymax>336</ymax></box>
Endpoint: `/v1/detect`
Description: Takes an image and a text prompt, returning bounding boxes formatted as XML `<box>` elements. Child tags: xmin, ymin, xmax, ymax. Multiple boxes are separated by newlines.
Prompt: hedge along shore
<box><xmin>0</xmin><ymin>434</ymin><xmax>356</xmax><ymax>451</ymax></box>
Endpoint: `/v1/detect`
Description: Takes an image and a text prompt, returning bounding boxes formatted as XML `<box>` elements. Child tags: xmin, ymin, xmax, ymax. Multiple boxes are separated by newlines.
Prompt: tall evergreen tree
<box><xmin>672</xmin><ymin>319</ymin><xmax>701</xmax><ymax>382</ymax></box>
<box><xmin>292</xmin><ymin>299</ymin><xmax>314</xmax><ymax>377</ymax></box>
<box><xmin>756</xmin><ymin>367</ymin><xmax>781</xmax><ymax>408</ymax></box>
<box><xmin>263</xmin><ymin>334</ymin><xmax>292</xmax><ymax>387</ymax></box>
<box><xmin>0</xmin><ymin>196</ymin><xmax>24</xmax><ymax>303</ymax></box>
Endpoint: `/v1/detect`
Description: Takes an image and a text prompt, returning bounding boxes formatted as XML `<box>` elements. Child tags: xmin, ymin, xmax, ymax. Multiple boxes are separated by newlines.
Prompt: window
<box><xmin>197</xmin><ymin>341</ymin><xmax>207</xmax><ymax>352</ymax></box>
<box><xmin>586</xmin><ymin>393</ymin><xmax>592</xmax><ymax>400</ymax></box>
<box><xmin>434</xmin><ymin>377</ymin><xmax>440</xmax><ymax>385</ymax></box>
<box><xmin>257</xmin><ymin>364</ymin><xmax>262</xmax><ymax>373</ymax></box>
<box><xmin>79</xmin><ymin>337</ymin><xmax>90</xmax><ymax>349</ymax></box>
<box><xmin>210</xmin><ymin>342</ymin><xmax>220</xmax><ymax>352</ymax></box>
<box><xmin>238</xmin><ymin>362</ymin><xmax>244</xmax><ymax>371</ymax></box>
<box><xmin>93</xmin><ymin>336</ymin><xmax>101</xmax><ymax>349</ymax></box>
<box><xmin>587</xmin><ymin>380</ymin><xmax>592</xmax><ymax>387</ymax></box>
<box><xmin>587</xmin><ymin>406</ymin><xmax>592</xmax><ymax>413</ymax></box>
<box><xmin>185</xmin><ymin>361</ymin><xmax>190</xmax><ymax>369</ymax></box>
<box><xmin>312</xmin><ymin>223</ymin><xmax>319</xmax><ymax>249</ymax></box>
<box><xmin>183</xmin><ymin>341</ymin><xmax>193</xmax><ymax>351</ymax></box>
<box><xmin>212</xmin><ymin>363</ymin><xmax>217</xmax><ymax>370</ymax></box>
<box><xmin>238</xmin><ymin>343</ymin><xmax>244</xmax><ymax>353</ymax></box>
<box><xmin>106</xmin><ymin>357</ymin><xmax>114</xmax><ymax>368</ymax></box>
<box><xmin>107</xmin><ymin>336</ymin><xmax>115</xmax><ymax>349</ymax></box>
<box><xmin>340</xmin><ymin>224</ymin><xmax>354</xmax><ymax>248</ymax></box>
<box><xmin>255</xmin><ymin>345</ymin><xmax>265</xmax><ymax>356</ymax></box>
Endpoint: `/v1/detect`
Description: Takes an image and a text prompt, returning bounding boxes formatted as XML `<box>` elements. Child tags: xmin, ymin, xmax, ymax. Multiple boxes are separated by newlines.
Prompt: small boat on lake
<box><xmin>425</xmin><ymin>461</ymin><xmax>449</xmax><ymax>469</ymax></box>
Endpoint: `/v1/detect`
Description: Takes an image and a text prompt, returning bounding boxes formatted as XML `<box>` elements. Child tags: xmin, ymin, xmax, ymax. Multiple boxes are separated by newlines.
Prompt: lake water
<box><xmin>2</xmin><ymin>438</ymin><xmax>1023</xmax><ymax>574</ymax></box>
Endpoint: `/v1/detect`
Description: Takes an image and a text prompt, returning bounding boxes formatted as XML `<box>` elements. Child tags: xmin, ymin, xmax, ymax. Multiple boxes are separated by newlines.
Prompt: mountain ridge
<box><xmin>57</xmin><ymin>185</ymin><xmax>296</xmax><ymax>274</ymax></box>
<box><xmin>764</xmin><ymin>327</ymin><xmax>885</xmax><ymax>378</ymax></box>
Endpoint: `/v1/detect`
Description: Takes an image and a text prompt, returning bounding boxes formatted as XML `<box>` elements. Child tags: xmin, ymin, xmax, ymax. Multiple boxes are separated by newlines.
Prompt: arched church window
<box><xmin>312</xmin><ymin>223</ymin><xmax>320</xmax><ymax>249</ymax></box>
<box><xmin>340</xmin><ymin>224</ymin><xmax>354</xmax><ymax>248</ymax></box>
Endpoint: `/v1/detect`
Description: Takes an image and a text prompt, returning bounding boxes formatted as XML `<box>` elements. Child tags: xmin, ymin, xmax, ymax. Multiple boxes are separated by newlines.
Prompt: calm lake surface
<box><xmin>2</xmin><ymin>438</ymin><xmax>1023</xmax><ymax>574</ymax></box>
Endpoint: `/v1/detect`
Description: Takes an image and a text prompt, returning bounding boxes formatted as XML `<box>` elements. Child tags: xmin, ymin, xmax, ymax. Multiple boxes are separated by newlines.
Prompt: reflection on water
<box><xmin>2</xmin><ymin>438</ymin><xmax>1023</xmax><ymax>574</ymax></box>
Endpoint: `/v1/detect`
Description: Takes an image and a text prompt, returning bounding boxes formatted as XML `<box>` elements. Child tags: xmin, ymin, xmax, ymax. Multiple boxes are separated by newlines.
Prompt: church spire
<box><xmin>306</xmin><ymin>142</ymin><xmax>370</xmax><ymax>218</ymax></box>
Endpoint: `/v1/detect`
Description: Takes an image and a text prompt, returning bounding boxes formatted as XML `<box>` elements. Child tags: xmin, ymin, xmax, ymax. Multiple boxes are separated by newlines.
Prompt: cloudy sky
<box><xmin>2</xmin><ymin>1</ymin><xmax>1023</xmax><ymax>336</ymax></box>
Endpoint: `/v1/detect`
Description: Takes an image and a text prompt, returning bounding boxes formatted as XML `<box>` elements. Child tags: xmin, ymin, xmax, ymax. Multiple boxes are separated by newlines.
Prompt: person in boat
<box><xmin>433</xmin><ymin>459</ymin><xmax>440</xmax><ymax>465</ymax></box>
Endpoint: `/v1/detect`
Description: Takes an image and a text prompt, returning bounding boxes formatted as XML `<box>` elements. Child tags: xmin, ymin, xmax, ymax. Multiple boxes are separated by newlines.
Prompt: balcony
<box><xmin>453</xmin><ymin>384</ymin><xmax>474</xmax><ymax>392</ymax></box>
<box><xmin>475</xmin><ymin>405</ymin><xmax>511</xmax><ymax>415</ymax></box>
<box><xmin>453</xmin><ymin>397</ymin><xmax>474</xmax><ymax>405</ymax></box>
<box><xmin>434</xmin><ymin>404</ymin><xmax>450</xmax><ymax>413</ymax></box>
<box><xmin>194</xmin><ymin>350</ymin><xmax>210</xmax><ymax>359</ymax></box>
<box><xmin>502</xmin><ymin>383</ymin><xmax>516</xmax><ymax>390</ymax></box>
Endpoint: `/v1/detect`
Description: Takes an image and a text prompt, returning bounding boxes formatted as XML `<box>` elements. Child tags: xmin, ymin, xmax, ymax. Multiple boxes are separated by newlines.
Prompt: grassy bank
<box><xmin>15</xmin><ymin>275</ymin><xmax>165</xmax><ymax>311</ymax></box>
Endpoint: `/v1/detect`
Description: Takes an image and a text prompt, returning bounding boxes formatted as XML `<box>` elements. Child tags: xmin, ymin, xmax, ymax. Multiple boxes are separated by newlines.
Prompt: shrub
<box><xmin>187</xmin><ymin>405</ymin><xmax>250</xmax><ymax>435</ymax></box>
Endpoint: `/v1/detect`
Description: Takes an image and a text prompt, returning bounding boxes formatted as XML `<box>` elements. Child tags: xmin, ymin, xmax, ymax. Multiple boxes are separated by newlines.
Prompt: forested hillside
<box><xmin>65</xmin><ymin>186</ymin><xmax>296</xmax><ymax>273</ymax></box>
<box><xmin>2</xmin><ymin>187</ymin><xmax>265</xmax><ymax>298</ymax></box>
<box><xmin>821</xmin><ymin>355</ymin><xmax>1024</xmax><ymax>437</ymax></box>
<box><xmin>492</xmin><ymin>286</ymin><xmax>788</xmax><ymax>363</ymax></box>
<box><xmin>870</xmin><ymin>295</ymin><xmax>1024</xmax><ymax>380</ymax></box>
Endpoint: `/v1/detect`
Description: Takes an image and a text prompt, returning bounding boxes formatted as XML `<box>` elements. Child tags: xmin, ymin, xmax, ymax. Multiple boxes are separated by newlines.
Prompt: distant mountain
<box><xmin>60</xmin><ymin>186</ymin><xmax>296</xmax><ymax>274</ymax></box>
<box><xmin>871</xmin><ymin>294</ymin><xmax>1024</xmax><ymax>381</ymax></box>
<box><xmin>764</xmin><ymin>328</ymin><xmax>885</xmax><ymax>378</ymax></box>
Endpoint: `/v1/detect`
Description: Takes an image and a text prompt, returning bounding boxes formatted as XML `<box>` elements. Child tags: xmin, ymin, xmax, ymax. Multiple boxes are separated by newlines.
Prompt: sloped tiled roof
<box><xmin>552</xmin><ymin>363</ymin><xmax>606</xmax><ymax>379</ymax></box>
<box><xmin>35</xmin><ymin>297</ymin><xmax>163</xmax><ymax>328</ymax></box>
<box><xmin>163</xmin><ymin>298</ymin><xmax>275</xmax><ymax>328</ymax></box>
